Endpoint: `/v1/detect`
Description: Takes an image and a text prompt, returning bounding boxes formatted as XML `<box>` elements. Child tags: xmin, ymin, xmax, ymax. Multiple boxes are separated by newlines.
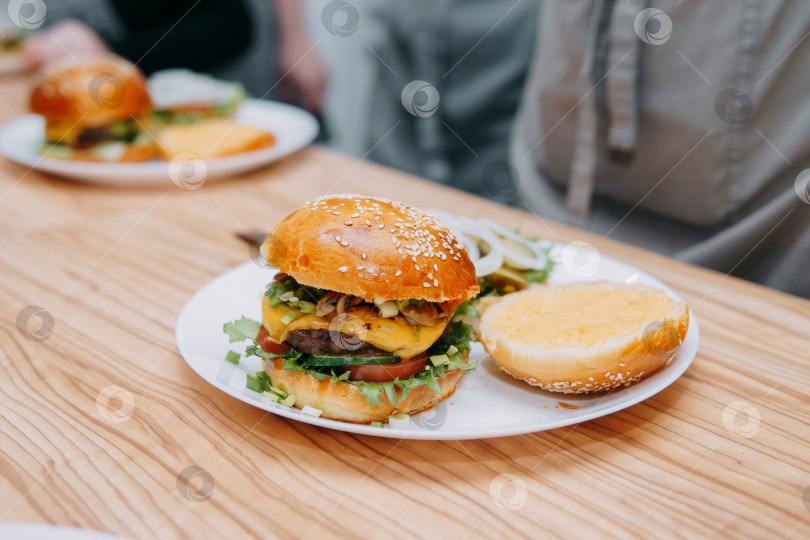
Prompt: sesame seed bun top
<box><xmin>29</xmin><ymin>54</ymin><xmax>152</xmax><ymax>126</ymax></box>
<box><xmin>261</xmin><ymin>194</ymin><xmax>480</xmax><ymax>303</ymax></box>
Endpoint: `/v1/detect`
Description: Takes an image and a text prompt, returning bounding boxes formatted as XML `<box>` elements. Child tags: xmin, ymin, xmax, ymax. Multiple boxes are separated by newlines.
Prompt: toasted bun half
<box><xmin>478</xmin><ymin>282</ymin><xmax>689</xmax><ymax>393</ymax></box>
<box><xmin>262</xmin><ymin>194</ymin><xmax>479</xmax><ymax>302</ymax></box>
<box><xmin>262</xmin><ymin>359</ymin><xmax>463</xmax><ymax>423</ymax></box>
<box><xmin>30</xmin><ymin>54</ymin><xmax>152</xmax><ymax>125</ymax></box>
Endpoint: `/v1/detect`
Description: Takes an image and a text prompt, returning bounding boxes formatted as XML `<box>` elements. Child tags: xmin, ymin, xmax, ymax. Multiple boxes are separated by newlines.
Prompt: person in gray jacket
<box><xmin>511</xmin><ymin>0</ymin><xmax>810</xmax><ymax>299</ymax></box>
<box><xmin>364</xmin><ymin>0</ymin><xmax>539</xmax><ymax>203</ymax></box>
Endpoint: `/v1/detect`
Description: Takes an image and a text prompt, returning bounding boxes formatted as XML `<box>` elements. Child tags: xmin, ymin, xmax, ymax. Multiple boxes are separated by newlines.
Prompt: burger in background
<box><xmin>147</xmin><ymin>69</ymin><xmax>274</xmax><ymax>160</ymax></box>
<box><xmin>147</xmin><ymin>69</ymin><xmax>246</xmax><ymax>125</ymax></box>
<box><xmin>29</xmin><ymin>54</ymin><xmax>155</xmax><ymax>162</ymax></box>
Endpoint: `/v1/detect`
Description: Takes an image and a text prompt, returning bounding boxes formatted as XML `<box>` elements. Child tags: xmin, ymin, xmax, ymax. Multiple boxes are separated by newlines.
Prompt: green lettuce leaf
<box><xmin>358</xmin><ymin>384</ymin><xmax>386</xmax><ymax>407</ymax></box>
<box><xmin>237</xmin><ymin>319</ymin><xmax>478</xmax><ymax>407</ymax></box>
<box><xmin>523</xmin><ymin>247</ymin><xmax>554</xmax><ymax>285</ymax></box>
<box><xmin>330</xmin><ymin>370</ymin><xmax>351</xmax><ymax>383</ymax></box>
<box><xmin>432</xmin><ymin>320</ymin><xmax>476</xmax><ymax>353</ymax></box>
<box><xmin>223</xmin><ymin>317</ymin><xmax>262</xmax><ymax>343</ymax></box>
<box><xmin>393</xmin><ymin>378</ymin><xmax>410</xmax><ymax>402</ymax></box>
<box><xmin>246</xmin><ymin>371</ymin><xmax>270</xmax><ymax>393</ymax></box>
<box><xmin>246</xmin><ymin>344</ymin><xmax>301</xmax><ymax>361</ymax></box>
<box><xmin>454</xmin><ymin>299</ymin><xmax>481</xmax><ymax>319</ymax></box>
<box><xmin>382</xmin><ymin>382</ymin><xmax>399</xmax><ymax>407</ymax></box>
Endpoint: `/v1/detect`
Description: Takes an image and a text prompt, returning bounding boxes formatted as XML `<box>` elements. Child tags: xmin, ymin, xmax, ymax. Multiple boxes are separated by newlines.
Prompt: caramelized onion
<box><xmin>335</xmin><ymin>294</ymin><xmax>350</xmax><ymax>315</ymax></box>
<box><xmin>401</xmin><ymin>303</ymin><xmax>441</xmax><ymax>326</ymax></box>
<box><xmin>315</xmin><ymin>291</ymin><xmax>339</xmax><ymax>317</ymax></box>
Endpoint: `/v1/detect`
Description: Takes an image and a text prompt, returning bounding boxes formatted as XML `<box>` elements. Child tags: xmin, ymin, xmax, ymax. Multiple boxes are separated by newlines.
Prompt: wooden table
<box><xmin>1</xmin><ymin>72</ymin><xmax>809</xmax><ymax>540</ymax></box>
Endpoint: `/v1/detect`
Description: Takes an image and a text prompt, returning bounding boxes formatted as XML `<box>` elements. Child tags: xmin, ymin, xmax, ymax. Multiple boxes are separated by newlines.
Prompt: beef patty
<box><xmin>285</xmin><ymin>328</ymin><xmax>391</xmax><ymax>357</ymax></box>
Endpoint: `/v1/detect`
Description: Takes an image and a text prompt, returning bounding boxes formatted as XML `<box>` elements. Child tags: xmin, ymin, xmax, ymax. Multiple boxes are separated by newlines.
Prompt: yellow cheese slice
<box><xmin>45</xmin><ymin>121</ymin><xmax>83</xmax><ymax>146</ymax></box>
<box><xmin>261</xmin><ymin>296</ymin><xmax>448</xmax><ymax>359</ymax></box>
<box><xmin>156</xmin><ymin>118</ymin><xmax>275</xmax><ymax>159</ymax></box>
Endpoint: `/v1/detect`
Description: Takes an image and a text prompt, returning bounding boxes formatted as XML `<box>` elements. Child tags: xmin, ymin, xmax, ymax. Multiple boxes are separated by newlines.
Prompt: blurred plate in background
<box><xmin>0</xmin><ymin>98</ymin><xmax>318</xmax><ymax>185</ymax></box>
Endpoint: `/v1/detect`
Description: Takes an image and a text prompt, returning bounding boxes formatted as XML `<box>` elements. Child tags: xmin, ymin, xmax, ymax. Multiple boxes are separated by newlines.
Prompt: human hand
<box><xmin>277</xmin><ymin>33</ymin><xmax>327</xmax><ymax>114</ymax></box>
<box><xmin>20</xmin><ymin>20</ymin><xmax>108</xmax><ymax>70</ymax></box>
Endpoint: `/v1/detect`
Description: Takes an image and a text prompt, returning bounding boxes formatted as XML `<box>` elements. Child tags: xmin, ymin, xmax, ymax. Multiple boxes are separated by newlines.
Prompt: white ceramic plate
<box><xmin>0</xmin><ymin>98</ymin><xmax>318</xmax><ymax>185</ymax></box>
<box><xmin>175</xmin><ymin>245</ymin><xmax>699</xmax><ymax>440</ymax></box>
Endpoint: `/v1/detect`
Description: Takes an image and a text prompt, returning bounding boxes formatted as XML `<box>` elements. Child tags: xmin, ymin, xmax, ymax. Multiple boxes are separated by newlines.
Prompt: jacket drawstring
<box><xmin>566</xmin><ymin>0</ymin><xmax>641</xmax><ymax>221</ymax></box>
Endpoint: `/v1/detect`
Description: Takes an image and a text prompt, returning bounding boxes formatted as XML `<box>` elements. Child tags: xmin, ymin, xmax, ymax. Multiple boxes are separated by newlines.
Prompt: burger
<box><xmin>226</xmin><ymin>194</ymin><xmax>480</xmax><ymax>423</ymax></box>
<box><xmin>30</xmin><ymin>55</ymin><xmax>155</xmax><ymax>162</ymax></box>
<box><xmin>147</xmin><ymin>69</ymin><xmax>246</xmax><ymax>125</ymax></box>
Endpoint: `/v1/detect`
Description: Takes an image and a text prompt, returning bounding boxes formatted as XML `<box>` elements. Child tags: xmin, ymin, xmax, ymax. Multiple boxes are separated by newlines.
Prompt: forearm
<box><xmin>273</xmin><ymin>0</ymin><xmax>311</xmax><ymax>50</ymax></box>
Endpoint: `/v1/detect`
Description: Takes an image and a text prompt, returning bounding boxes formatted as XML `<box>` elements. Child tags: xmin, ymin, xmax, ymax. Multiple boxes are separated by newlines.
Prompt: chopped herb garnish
<box><xmin>246</xmin><ymin>372</ymin><xmax>270</xmax><ymax>393</ymax></box>
<box><xmin>223</xmin><ymin>316</ymin><xmax>261</xmax><ymax>342</ymax></box>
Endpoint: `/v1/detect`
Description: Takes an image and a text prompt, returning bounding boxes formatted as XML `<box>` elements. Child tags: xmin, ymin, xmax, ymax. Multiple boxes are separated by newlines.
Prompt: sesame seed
<box><xmin>395</xmin><ymin>270</ymin><xmax>402</xmax><ymax>276</ymax></box>
<box><xmin>433</xmin><ymin>279</ymin><xmax>438</xmax><ymax>286</ymax></box>
<box><xmin>338</xmin><ymin>266</ymin><xmax>348</xmax><ymax>272</ymax></box>
<box><xmin>344</xmin><ymin>221</ymin><xmax>353</xmax><ymax>226</ymax></box>
<box><xmin>352</xmin><ymin>213</ymin><xmax>360</xmax><ymax>218</ymax></box>
<box><xmin>378</xmin><ymin>224</ymin><xmax>385</xmax><ymax>229</ymax></box>
<box><xmin>340</xmin><ymin>241</ymin><xmax>349</xmax><ymax>246</ymax></box>
<box><xmin>357</xmin><ymin>265</ymin><xmax>365</xmax><ymax>270</ymax></box>
<box><xmin>361</xmin><ymin>253</ymin><xmax>367</xmax><ymax>260</ymax></box>
<box><xmin>332</xmin><ymin>211</ymin><xmax>340</xmax><ymax>215</ymax></box>
<box><xmin>433</xmin><ymin>264</ymin><xmax>438</xmax><ymax>271</ymax></box>
<box><xmin>423</xmin><ymin>282</ymin><xmax>431</xmax><ymax>287</ymax></box>
<box><xmin>335</xmin><ymin>235</ymin><xmax>341</xmax><ymax>242</ymax></box>
<box><xmin>415</xmin><ymin>265</ymin><xmax>420</xmax><ymax>270</ymax></box>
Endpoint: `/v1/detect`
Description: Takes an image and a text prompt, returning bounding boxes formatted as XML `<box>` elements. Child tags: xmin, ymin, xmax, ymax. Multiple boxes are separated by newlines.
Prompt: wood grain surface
<box><xmin>1</xmin><ymin>73</ymin><xmax>809</xmax><ymax>540</ymax></box>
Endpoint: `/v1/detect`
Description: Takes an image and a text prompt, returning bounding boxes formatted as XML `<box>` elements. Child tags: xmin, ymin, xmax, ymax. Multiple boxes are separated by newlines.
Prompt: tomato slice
<box><xmin>256</xmin><ymin>325</ymin><xmax>291</xmax><ymax>355</ymax></box>
<box><xmin>340</xmin><ymin>355</ymin><xmax>428</xmax><ymax>383</ymax></box>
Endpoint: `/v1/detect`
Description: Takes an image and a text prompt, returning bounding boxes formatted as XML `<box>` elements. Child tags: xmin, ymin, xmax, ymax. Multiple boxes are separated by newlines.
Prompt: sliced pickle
<box><xmin>498</xmin><ymin>236</ymin><xmax>535</xmax><ymax>270</ymax></box>
<box><xmin>485</xmin><ymin>266</ymin><xmax>529</xmax><ymax>290</ymax></box>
